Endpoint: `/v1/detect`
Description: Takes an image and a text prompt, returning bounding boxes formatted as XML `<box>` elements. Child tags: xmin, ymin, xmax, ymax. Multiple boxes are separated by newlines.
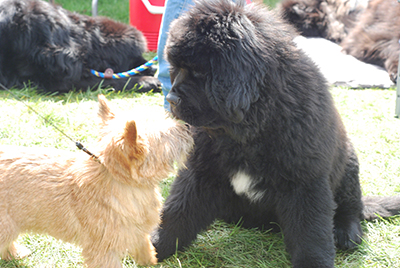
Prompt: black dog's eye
<box><xmin>191</xmin><ymin>70</ymin><xmax>205</xmax><ymax>79</ymax></box>
<box><xmin>169</xmin><ymin>67</ymin><xmax>179</xmax><ymax>83</ymax></box>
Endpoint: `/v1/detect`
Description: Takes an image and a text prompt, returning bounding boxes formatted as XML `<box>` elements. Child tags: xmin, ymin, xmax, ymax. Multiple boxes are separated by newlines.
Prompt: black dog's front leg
<box><xmin>152</xmin><ymin>168</ymin><xmax>229</xmax><ymax>261</ymax></box>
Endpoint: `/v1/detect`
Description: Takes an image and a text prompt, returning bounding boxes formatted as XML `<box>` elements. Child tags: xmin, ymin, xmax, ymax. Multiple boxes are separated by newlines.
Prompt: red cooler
<box><xmin>130</xmin><ymin>0</ymin><xmax>165</xmax><ymax>51</ymax></box>
<box><xmin>130</xmin><ymin>0</ymin><xmax>253</xmax><ymax>51</ymax></box>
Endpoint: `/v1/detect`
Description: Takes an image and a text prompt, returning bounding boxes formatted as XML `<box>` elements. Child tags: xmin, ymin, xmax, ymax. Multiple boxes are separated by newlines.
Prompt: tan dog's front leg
<box><xmin>129</xmin><ymin>234</ymin><xmax>157</xmax><ymax>266</ymax></box>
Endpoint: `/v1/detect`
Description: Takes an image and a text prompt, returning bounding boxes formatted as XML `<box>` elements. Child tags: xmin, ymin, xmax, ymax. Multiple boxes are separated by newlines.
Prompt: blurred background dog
<box><xmin>279</xmin><ymin>0</ymin><xmax>400</xmax><ymax>83</ymax></box>
<box><xmin>0</xmin><ymin>0</ymin><xmax>161</xmax><ymax>93</ymax></box>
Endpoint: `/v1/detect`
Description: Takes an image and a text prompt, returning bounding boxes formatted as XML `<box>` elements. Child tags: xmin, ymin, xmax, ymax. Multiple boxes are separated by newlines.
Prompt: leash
<box><xmin>90</xmin><ymin>56</ymin><xmax>158</xmax><ymax>79</ymax></box>
<box><xmin>0</xmin><ymin>82</ymin><xmax>101</xmax><ymax>164</ymax></box>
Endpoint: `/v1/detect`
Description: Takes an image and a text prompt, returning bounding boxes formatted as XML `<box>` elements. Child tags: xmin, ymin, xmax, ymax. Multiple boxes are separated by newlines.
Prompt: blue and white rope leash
<box><xmin>90</xmin><ymin>56</ymin><xmax>158</xmax><ymax>79</ymax></box>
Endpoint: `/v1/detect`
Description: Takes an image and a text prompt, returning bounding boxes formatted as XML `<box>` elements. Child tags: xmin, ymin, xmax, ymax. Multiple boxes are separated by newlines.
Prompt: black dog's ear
<box><xmin>279</xmin><ymin>0</ymin><xmax>309</xmax><ymax>20</ymax></box>
<box><xmin>205</xmin><ymin>42</ymin><xmax>261</xmax><ymax>123</ymax></box>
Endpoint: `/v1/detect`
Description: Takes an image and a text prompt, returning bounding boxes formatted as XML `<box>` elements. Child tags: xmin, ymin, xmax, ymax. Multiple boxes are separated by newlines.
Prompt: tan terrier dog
<box><xmin>0</xmin><ymin>95</ymin><xmax>193</xmax><ymax>267</ymax></box>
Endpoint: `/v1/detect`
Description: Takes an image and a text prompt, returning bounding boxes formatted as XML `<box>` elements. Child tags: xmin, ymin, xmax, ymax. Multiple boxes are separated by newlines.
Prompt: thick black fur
<box><xmin>0</xmin><ymin>0</ymin><xmax>161</xmax><ymax>93</ymax></box>
<box><xmin>151</xmin><ymin>1</ymin><xmax>400</xmax><ymax>267</ymax></box>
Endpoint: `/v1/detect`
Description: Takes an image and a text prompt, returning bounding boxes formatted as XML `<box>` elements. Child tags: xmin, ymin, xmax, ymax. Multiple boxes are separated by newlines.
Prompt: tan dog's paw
<box><xmin>136</xmin><ymin>255</ymin><xmax>157</xmax><ymax>266</ymax></box>
<box><xmin>1</xmin><ymin>242</ymin><xmax>31</xmax><ymax>261</ymax></box>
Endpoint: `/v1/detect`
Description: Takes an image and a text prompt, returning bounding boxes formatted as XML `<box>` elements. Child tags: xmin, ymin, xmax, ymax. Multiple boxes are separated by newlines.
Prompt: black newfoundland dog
<box><xmin>0</xmin><ymin>0</ymin><xmax>160</xmax><ymax>93</ymax></box>
<box><xmin>151</xmin><ymin>0</ymin><xmax>400</xmax><ymax>267</ymax></box>
<box><xmin>279</xmin><ymin>0</ymin><xmax>400</xmax><ymax>83</ymax></box>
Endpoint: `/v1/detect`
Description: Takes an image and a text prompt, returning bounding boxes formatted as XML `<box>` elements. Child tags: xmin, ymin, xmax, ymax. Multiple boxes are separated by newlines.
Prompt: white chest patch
<box><xmin>230</xmin><ymin>171</ymin><xmax>264</xmax><ymax>203</ymax></box>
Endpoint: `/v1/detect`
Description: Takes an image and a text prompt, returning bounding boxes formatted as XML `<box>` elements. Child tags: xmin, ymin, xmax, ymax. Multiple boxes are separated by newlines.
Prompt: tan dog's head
<box><xmin>96</xmin><ymin>95</ymin><xmax>193</xmax><ymax>185</ymax></box>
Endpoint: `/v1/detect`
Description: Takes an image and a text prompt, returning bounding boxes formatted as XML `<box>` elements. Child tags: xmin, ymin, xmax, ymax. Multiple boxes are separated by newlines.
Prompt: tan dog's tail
<box><xmin>98</xmin><ymin>94</ymin><xmax>115</xmax><ymax>124</ymax></box>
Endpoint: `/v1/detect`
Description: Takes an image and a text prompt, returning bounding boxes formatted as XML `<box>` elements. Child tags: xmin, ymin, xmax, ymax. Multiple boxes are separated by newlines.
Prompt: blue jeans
<box><xmin>157</xmin><ymin>0</ymin><xmax>194</xmax><ymax>111</ymax></box>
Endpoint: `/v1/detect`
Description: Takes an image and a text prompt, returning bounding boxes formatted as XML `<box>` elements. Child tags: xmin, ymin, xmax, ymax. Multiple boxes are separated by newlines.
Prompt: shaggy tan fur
<box><xmin>0</xmin><ymin>95</ymin><xmax>193</xmax><ymax>267</ymax></box>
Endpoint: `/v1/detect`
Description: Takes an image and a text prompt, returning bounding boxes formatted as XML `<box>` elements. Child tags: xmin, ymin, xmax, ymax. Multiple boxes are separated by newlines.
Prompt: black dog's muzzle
<box><xmin>166</xmin><ymin>92</ymin><xmax>181</xmax><ymax>107</ymax></box>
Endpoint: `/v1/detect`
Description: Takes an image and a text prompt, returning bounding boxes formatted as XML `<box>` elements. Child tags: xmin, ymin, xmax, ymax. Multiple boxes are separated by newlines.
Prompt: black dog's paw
<box><xmin>334</xmin><ymin>220</ymin><xmax>363</xmax><ymax>250</ymax></box>
<box><xmin>132</xmin><ymin>77</ymin><xmax>162</xmax><ymax>93</ymax></box>
<box><xmin>146</xmin><ymin>65</ymin><xmax>158</xmax><ymax>77</ymax></box>
<box><xmin>389</xmin><ymin>71</ymin><xmax>397</xmax><ymax>84</ymax></box>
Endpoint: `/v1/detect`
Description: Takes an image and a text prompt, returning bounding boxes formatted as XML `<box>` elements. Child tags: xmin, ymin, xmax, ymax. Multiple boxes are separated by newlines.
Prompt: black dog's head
<box><xmin>278</xmin><ymin>0</ymin><xmax>326</xmax><ymax>38</ymax></box>
<box><xmin>165</xmin><ymin>0</ymin><xmax>296</xmax><ymax>133</ymax></box>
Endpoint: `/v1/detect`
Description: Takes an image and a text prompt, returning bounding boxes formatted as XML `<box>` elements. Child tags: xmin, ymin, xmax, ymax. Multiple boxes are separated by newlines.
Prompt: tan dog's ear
<box><xmin>124</xmin><ymin>120</ymin><xmax>148</xmax><ymax>161</ymax></box>
<box><xmin>103</xmin><ymin>120</ymin><xmax>145</xmax><ymax>184</ymax></box>
<box><xmin>124</xmin><ymin>120</ymin><xmax>138</xmax><ymax>150</ymax></box>
<box><xmin>98</xmin><ymin>94</ymin><xmax>115</xmax><ymax>124</ymax></box>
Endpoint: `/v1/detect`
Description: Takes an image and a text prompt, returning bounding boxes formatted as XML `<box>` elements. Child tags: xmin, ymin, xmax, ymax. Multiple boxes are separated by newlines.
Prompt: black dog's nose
<box><xmin>166</xmin><ymin>92</ymin><xmax>181</xmax><ymax>106</ymax></box>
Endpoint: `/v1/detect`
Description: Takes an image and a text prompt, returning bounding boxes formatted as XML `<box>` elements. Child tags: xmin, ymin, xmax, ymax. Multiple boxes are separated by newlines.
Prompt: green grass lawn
<box><xmin>0</xmin><ymin>86</ymin><xmax>399</xmax><ymax>268</ymax></box>
<box><xmin>1</xmin><ymin>1</ymin><xmax>399</xmax><ymax>267</ymax></box>
<box><xmin>54</xmin><ymin>0</ymin><xmax>131</xmax><ymax>23</ymax></box>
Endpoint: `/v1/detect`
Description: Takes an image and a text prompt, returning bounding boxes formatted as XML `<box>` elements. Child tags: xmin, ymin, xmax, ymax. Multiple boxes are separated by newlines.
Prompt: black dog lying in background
<box><xmin>0</xmin><ymin>0</ymin><xmax>161</xmax><ymax>93</ymax></box>
<box><xmin>279</xmin><ymin>0</ymin><xmax>400</xmax><ymax>83</ymax></box>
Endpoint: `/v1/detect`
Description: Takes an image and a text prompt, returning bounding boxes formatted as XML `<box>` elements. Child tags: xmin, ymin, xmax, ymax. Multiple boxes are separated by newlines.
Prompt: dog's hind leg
<box><xmin>82</xmin><ymin>247</ymin><xmax>122</xmax><ymax>268</ymax></box>
<box><xmin>0</xmin><ymin>241</ymin><xmax>31</xmax><ymax>261</ymax></box>
<box><xmin>0</xmin><ymin>215</ymin><xmax>29</xmax><ymax>260</ymax></box>
<box><xmin>276</xmin><ymin>177</ymin><xmax>337</xmax><ymax>268</ymax></box>
<box><xmin>333</xmin><ymin>148</ymin><xmax>364</xmax><ymax>250</ymax></box>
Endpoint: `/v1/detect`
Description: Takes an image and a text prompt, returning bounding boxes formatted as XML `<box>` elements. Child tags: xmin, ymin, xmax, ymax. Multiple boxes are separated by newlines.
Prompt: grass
<box><xmin>2</xmin><ymin>1</ymin><xmax>399</xmax><ymax>267</ymax></box>
<box><xmin>52</xmin><ymin>0</ymin><xmax>280</xmax><ymax>25</ymax></box>
<box><xmin>0</xmin><ymin>86</ymin><xmax>399</xmax><ymax>268</ymax></box>
<box><xmin>54</xmin><ymin>0</ymin><xmax>131</xmax><ymax>23</ymax></box>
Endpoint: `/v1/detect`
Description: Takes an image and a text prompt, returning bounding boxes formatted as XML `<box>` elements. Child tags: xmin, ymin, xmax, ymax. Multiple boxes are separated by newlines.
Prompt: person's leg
<box><xmin>157</xmin><ymin>0</ymin><xmax>194</xmax><ymax>111</ymax></box>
